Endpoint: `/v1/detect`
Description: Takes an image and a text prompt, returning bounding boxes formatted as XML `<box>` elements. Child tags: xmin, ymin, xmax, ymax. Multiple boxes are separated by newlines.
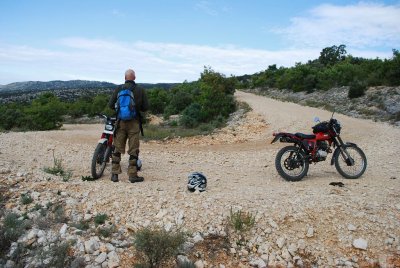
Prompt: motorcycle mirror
<box><xmin>314</xmin><ymin>117</ymin><xmax>320</xmax><ymax>122</ymax></box>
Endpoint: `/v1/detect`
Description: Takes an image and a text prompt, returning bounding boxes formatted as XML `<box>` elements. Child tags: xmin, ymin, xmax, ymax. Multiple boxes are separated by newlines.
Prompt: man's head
<box><xmin>125</xmin><ymin>69</ymin><xmax>136</xmax><ymax>81</ymax></box>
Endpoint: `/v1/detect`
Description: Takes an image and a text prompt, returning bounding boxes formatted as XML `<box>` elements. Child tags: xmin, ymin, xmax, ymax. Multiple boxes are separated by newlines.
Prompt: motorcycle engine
<box><xmin>315</xmin><ymin>141</ymin><xmax>329</xmax><ymax>161</ymax></box>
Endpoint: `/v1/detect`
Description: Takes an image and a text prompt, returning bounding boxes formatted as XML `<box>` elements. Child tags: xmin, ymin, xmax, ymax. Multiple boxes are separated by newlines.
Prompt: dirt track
<box><xmin>1</xmin><ymin>91</ymin><xmax>399</xmax><ymax>266</ymax></box>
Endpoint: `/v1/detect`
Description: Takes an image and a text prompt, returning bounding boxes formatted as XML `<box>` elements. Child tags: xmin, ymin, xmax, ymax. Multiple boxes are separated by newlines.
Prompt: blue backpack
<box><xmin>116</xmin><ymin>88</ymin><xmax>137</xmax><ymax>120</ymax></box>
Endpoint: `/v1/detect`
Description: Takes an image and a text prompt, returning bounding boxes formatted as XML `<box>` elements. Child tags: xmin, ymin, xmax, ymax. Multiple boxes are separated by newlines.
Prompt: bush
<box><xmin>35</xmin><ymin>239</ymin><xmax>75</xmax><ymax>267</ymax></box>
<box><xmin>23</xmin><ymin>92</ymin><xmax>65</xmax><ymax>130</ymax></box>
<box><xmin>229</xmin><ymin>207</ymin><xmax>256</xmax><ymax>232</ymax></box>
<box><xmin>52</xmin><ymin>204</ymin><xmax>68</xmax><ymax>223</ymax></box>
<box><xmin>0</xmin><ymin>213</ymin><xmax>28</xmax><ymax>257</ymax></box>
<box><xmin>133</xmin><ymin>227</ymin><xmax>186</xmax><ymax>268</ymax></box>
<box><xmin>180</xmin><ymin>103</ymin><xmax>202</xmax><ymax>128</ymax></box>
<box><xmin>20</xmin><ymin>193</ymin><xmax>33</xmax><ymax>205</ymax></box>
<box><xmin>97</xmin><ymin>225</ymin><xmax>116</xmax><ymax>238</ymax></box>
<box><xmin>348</xmin><ymin>82</ymin><xmax>366</xmax><ymax>98</ymax></box>
<box><xmin>71</xmin><ymin>220</ymin><xmax>90</xmax><ymax>231</ymax></box>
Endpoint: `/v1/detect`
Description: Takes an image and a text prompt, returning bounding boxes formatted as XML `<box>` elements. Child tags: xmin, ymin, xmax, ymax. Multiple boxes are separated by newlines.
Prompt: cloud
<box><xmin>0</xmin><ymin>38</ymin><xmax>393</xmax><ymax>84</ymax></box>
<box><xmin>275</xmin><ymin>2</ymin><xmax>400</xmax><ymax>49</ymax></box>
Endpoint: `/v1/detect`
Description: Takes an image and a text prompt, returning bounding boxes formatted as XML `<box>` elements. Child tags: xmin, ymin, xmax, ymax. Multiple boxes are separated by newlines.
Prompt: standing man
<box><xmin>108</xmin><ymin>69</ymin><xmax>148</xmax><ymax>183</ymax></box>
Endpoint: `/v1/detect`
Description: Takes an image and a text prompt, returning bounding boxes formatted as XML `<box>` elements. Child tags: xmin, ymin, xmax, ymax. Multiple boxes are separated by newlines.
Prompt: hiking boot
<box><xmin>129</xmin><ymin>176</ymin><xmax>144</xmax><ymax>183</ymax></box>
<box><xmin>111</xmin><ymin>174</ymin><xmax>119</xmax><ymax>182</ymax></box>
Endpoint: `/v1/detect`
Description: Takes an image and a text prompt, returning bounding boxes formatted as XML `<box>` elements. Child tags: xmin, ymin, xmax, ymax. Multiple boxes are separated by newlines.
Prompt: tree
<box><xmin>147</xmin><ymin>88</ymin><xmax>169</xmax><ymax>114</ymax></box>
<box><xmin>23</xmin><ymin>93</ymin><xmax>65</xmax><ymax>130</ymax></box>
<box><xmin>319</xmin><ymin>45</ymin><xmax>347</xmax><ymax>66</ymax></box>
<box><xmin>197</xmin><ymin>67</ymin><xmax>236</xmax><ymax>122</ymax></box>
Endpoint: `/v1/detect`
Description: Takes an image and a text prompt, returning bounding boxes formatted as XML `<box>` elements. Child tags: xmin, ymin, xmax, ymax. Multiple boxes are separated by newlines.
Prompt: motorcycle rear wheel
<box><xmin>335</xmin><ymin>145</ymin><xmax>367</xmax><ymax>179</ymax></box>
<box><xmin>91</xmin><ymin>143</ymin><xmax>112</xmax><ymax>179</ymax></box>
<box><xmin>275</xmin><ymin>146</ymin><xmax>309</xmax><ymax>181</ymax></box>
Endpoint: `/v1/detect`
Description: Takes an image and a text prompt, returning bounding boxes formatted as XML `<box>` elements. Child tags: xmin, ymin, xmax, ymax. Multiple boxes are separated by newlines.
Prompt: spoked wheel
<box><xmin>91</xmin><ymin>143</ymin><xmax>112</xmax><ymax>179</ymax></box>
<box><xmin>335</xmin><ymin>145</ymin><xmax>367</xmax><ymax>179</ymax></box>
<box><xmin>275</xmin><ymin>146</ymin><xmax>309</xmax><ymax>181</ymax></box>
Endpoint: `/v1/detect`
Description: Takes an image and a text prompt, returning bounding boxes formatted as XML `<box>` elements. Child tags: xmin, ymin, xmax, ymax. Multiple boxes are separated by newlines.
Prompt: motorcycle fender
<box><xmin>271</xmin><ymin>133</ymin><xmax>285</xmax><ymax>144</ymax></box>
<box><xmin>330</xmin><ymin>142</ymin><xmax>358</xmax><ymax>165</ymax></box>
<box><xmin>98</xmin><ymin>138</ymin><xmax>108</xmax><ymax>145</ymax></box>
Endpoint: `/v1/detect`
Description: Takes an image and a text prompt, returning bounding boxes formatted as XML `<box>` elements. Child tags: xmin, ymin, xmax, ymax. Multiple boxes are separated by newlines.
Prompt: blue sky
<box><xmin>0</xmin><ymin>0</ymin><xmax>399</xmax><ymax>84</ymax></box>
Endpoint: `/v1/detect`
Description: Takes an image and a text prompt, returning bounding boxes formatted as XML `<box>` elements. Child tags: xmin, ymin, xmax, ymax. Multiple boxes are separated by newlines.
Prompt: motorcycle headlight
<box><xmin>105</xmin><ymin>125</ymin><xmax>113</xmax><ymax>131</ymax></box>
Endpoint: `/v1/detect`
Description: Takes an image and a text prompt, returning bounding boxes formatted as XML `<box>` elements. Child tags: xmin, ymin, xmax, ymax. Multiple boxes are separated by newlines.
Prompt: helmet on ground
<box><xmin>187</xmin><ymin>172</ymin><xmax>207</xmax><ymax>192</ymax></box>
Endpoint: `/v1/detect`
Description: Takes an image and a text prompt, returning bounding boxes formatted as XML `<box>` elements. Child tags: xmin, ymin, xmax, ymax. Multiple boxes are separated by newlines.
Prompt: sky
<box><xmin>0</xmin><ymin>0</ymin><xmax>399</xmax><ymax>84</ymax></box>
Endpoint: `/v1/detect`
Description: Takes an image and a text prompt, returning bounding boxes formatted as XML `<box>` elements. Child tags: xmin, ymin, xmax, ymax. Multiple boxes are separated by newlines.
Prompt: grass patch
<box><xmin>43</xmin><ymin>150</ymin><xmax>72</xmax><ymax>181</ymax></box>
<box><xmin>94</xmin><ymin>213</ymin><xmax>108</xmax><ymax>226</ymax></box>
<box><xmin>133</xmin><ymin>227</ymin><xmax>186</xmax><ymax>268</ymax></box>
<box><xmin>236</xmin><ymin>100</ymin><xmax>252</xmax><ymax>113</ymax></box>
<box><xmin>143</xmin><ymin>123</ymin><xmax>217</xmax><ymax>141</ymax></box>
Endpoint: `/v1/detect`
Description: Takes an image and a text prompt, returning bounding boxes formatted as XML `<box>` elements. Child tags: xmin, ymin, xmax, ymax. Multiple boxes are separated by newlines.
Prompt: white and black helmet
<box><xmin>187</xmin><ymin>172</ymin><xmax>207</xmax><ymax>192</ymax></box>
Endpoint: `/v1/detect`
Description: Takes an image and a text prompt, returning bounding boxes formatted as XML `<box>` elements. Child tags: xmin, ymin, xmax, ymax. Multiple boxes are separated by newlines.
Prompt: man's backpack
<box><xmin>116</xmin><ymin>88</ymin><xmax>137</xmax><ymax>121</ymax></box>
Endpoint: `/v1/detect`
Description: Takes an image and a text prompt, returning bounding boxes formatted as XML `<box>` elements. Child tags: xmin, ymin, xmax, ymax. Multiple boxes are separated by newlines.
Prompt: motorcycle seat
<box><xmin>295</xmin><ymin>133</ymin><xmax>316</xmax><ymax>139</ymax></box>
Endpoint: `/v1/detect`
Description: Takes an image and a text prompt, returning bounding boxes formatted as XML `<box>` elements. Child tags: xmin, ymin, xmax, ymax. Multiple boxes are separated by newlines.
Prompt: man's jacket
<box><xmin>108</xmin><ymin>80</ymin><xmax>149</xmax><ymax>113</ymax></box>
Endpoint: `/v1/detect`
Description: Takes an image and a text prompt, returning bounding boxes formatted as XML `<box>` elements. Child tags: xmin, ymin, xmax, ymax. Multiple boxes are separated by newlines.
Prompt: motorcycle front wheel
<box><xmin>91</xmin><ymin>143</ymin><xmax>112</xmax><ymax>179</ymax></box>
<box><xmin>335</xmin><ymin>145</ymin><xmax>367</xmax><ymax>179</ymax></box>
<box><xmin>275</xmin><ymin>146</ymin><xmax>309</xmax><ymax>181</ymax></box>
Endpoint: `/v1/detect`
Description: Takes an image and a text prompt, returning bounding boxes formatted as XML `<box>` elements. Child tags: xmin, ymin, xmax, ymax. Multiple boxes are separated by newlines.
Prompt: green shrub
<box><xmin>94</xmin><ymin>213</ymin><xmax>108</xmax><ymax>225</ymax></box>
<box><xmin>81</xmin><ymin>175</ymin><xmax>96</xmax><ymax>181</ymax></box>
<box><xmin>52</xmin><ymin>204</ymin><xmax>68</xmax><ymax>223</ymax></box>
<box><xmin>44</xmin><ymin>150</ymin><xmax>72</xmax><ymax>181</ymax></box>
<box><xmin>47</xmin><ymin>240</ymin><xmax>73</xmax><ymax>267</ymax></box>
<box><xmin>35</xmin><ymin>239</ymin><xmax>75</xmax><ymax>267</ymax></box>
<box><xmin>0</xmin><ymin>213</ymin><xmax>28</xmax><ymax>257</ymax></box>
<box><xmin>23</xmin><ymin>92</ymin><xmax>65</xmax><ymax>130</ymax></box>
<box><xmin>71</xmin><ymin>220</ymin><xmax>90</xmax><ymax>231</ymax></box>
<box><xmin>97</xmin><ymin>225</ymin><xmax>116</xmax><ymax>238</ymax></box>
<box><xmin>133</xmin><ymin>227</ymin><xmax>186</xmax><ymax>268</ymax></box>
<box><xmin>180</xmin><ymin>103</ymin><xmax>202</xmax><ymax>128</ymax></box>
<box><xmin>348</xmin><ymin>81</ymin><xmax>366</xmax><ymax>98</ymax></box>
<box><xmin>229</xmin><ymin>207</ymin><xmax>256</xmax><ymax>232</ymax></box>
<box><xmin>20</xmin><ymin>193</ymin><xmax>33</xmax><ymax>205</ymax></box>
<box><xmin>44</xmin><ymin>150</ymin><xmax>65</xmax><ymax>175</ymax></box>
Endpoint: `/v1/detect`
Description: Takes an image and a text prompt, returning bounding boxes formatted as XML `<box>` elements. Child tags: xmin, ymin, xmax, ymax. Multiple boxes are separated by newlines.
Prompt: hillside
<box><xmin>0</xmin><ymin>80</ymin><xmax>179</xmax><ymax>104</ymax></box>
<box><xmin>1</xmin><ymin>91</ymin><xmax>399</xmax><ymax>267</ymax></box>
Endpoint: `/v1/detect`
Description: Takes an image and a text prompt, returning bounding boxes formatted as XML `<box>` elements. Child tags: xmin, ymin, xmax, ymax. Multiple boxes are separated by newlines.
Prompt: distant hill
<box><xmin>0</xmin><ymin>80</ymin><xmax>116</xmax><ymax>92</ymax></box>
<box><xmin>0</xmin><ymin>80</ymin><xmax>179</xmax><ymax>104</ymax></box>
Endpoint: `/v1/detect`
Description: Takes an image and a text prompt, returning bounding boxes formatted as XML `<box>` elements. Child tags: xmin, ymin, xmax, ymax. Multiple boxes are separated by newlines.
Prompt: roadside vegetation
<box><xmin>0</xmin><ymin>67</ymin><xmax>236</xmax><ymax>135</ymax></box>
<box><xmin>1</xmin><ymin>45</ymin><xmax>399</xmax><ymax>132</ymax></box>
<box><xmin>236</xmin><ymin>45</ymin><xmax>400</xmax><ymax>96</ymax></box>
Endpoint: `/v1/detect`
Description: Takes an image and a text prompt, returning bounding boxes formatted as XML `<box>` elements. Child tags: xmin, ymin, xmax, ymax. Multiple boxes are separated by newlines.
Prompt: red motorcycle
<box><xmin>91</xmin><ymin>114</ymin><xmax>116</xmax><ymax>179</ymax></box>
<box><xmin>91</xmin><ymin>114</ymin><xmax>142</xmax><ymax>179</ymax></box>
<box><xmin>271</xmin><ymin>112</ymin><xmax>367</xmax><ymax>181</ymax></box>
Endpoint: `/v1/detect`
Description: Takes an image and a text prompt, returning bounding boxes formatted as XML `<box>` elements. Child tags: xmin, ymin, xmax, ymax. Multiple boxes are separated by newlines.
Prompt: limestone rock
<box><xmin>353</xmin><ymin>238</ymin><xmax>368</xmax><ymax>250</ymax></box>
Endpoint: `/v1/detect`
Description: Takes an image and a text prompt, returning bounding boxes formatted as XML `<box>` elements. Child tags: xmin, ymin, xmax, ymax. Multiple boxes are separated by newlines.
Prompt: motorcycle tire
<box><xmin>275</xmin><ymin>145</ymin><xmax>309</xmax><ymax>181</ymax></box>
<box><xmin>91</xmin><ymin>143</ymin><xmax>111</xmax><ymax>179</ymax></box>
<box><xmin>334</xmin><ymin>145</ymin><xmax>367</xmax><ymax>179</ymax></box>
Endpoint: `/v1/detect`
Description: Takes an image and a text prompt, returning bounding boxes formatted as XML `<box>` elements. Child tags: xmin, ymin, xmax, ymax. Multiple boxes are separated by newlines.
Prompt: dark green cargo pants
<box><xmin>111</xmin><ymin>119</ymin><xmax>140</xmax><ymax>177</ymax></box>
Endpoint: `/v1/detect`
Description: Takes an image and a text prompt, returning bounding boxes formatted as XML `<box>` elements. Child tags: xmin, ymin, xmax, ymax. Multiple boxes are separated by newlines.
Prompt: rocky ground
<box><xmin>0</xmin><ymin>91</ymin><xmax>399</xmax><ymax>267</ymax></box>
